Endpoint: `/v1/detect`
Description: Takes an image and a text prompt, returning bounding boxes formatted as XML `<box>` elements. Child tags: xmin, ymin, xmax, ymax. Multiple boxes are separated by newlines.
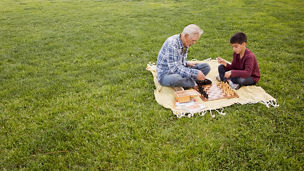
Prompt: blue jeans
<box><xmin>159</xmin><ymin>63</ymin><xmax>210</xmax><ymax>88</ymax></box>
<box><xmin>218</xmin><ymin>64</ymin><xmax>255</xmax><ymax>86</ymax></box>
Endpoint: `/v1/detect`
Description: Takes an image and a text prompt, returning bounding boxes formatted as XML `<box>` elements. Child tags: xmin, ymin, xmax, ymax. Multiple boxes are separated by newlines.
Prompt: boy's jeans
<box><xmin>218</xmin><ymin>64</ymin><xmax>255</xmax><ymax>86</ymax></box>
<box><xmin>159</xmin><ymin>63</ymin><xmax>210</xmax><ymax>88</ymax></box>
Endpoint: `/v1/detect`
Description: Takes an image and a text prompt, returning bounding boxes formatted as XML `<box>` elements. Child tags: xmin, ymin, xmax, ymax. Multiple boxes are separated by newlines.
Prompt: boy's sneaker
<box><xmin>216</xmin><ymin>75</ymin><xmax>228</xmax><ymax>83</ymax></box>
<box><xmin>216</xmin><ymin>75</ymin><xmax>221</xmax><ymax>82</ymax></box>
<box><xmin>228</xmin><ymin>80</ymin><xmax>240</xmax><ymax>90</ymax></box>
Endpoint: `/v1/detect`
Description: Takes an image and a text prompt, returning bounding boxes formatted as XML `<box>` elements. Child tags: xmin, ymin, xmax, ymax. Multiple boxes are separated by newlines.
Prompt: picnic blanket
<box><xmin>146</xmin><ymin>59</ymin><xmax>279</xmax><ymax>118</ymax></box>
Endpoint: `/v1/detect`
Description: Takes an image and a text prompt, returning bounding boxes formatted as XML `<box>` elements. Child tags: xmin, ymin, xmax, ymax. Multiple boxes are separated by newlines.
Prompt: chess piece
<box><xmin>198</xmin><ymin>86</ymin><xmax>208</xmax><ymax>99</ymax></box>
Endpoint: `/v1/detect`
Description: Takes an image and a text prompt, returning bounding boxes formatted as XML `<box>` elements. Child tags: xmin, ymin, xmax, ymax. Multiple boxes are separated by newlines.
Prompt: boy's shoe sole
<box><xmin>228</xmin><ymin>80</ymin><xmax>240</xmax><ymax>90</ymax></box>
<box><xmin>216</xmin><ymin>75</ymin><xmax>221</xmax><ymax>82</ymax></box>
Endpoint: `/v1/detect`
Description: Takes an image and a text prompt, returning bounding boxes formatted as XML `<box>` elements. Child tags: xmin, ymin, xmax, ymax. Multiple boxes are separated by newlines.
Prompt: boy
<box><xmin>217</xmin><ymin>32</ymin><xmax>260</xmax><ymax>89</ymax></box>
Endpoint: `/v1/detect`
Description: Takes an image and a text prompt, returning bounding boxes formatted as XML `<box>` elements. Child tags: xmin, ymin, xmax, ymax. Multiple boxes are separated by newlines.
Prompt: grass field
<box><xmin>0</xmin><ymin>0</ymin><xmax>303</xmax><ymax>170</ymax></box>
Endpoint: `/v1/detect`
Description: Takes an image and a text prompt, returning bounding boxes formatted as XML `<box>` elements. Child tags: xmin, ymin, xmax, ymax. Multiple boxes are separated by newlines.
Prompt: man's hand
<box><xmin>224</xmin><ymin>71</ymin><xmax>231</xmax><ymax>78</ymax></box>
<box><xmin>187</xmin><ymin>61</ymin><xmax>199</xmax><ymax>67</ymax></box>
<box><xmin>217</xmin><ymin>57</ymin><xmax>227</xmax><ymax>66</ymax></box>
<box><xmin>197</xmin><ymin>71</ymin><xmax>206</xmax><ymax>80</ymax></box>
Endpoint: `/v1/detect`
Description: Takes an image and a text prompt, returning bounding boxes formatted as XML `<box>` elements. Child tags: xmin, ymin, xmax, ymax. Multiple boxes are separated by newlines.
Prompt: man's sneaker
<box><xmin>228</xmin><ymin>80</ymin><xmax>240</xmax><ymax>90</ymax></box>
<box><xmin>196</xmin><ymin>79</ymin><xmax>212</xmax><ymax>86</ymax></box>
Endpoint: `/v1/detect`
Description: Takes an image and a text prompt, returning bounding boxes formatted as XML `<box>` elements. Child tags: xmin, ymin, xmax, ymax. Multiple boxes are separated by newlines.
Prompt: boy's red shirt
<box><xmin>225</xmin><ymin>48</ymin><xmax>260</xmax><ymax>83</ymax></box>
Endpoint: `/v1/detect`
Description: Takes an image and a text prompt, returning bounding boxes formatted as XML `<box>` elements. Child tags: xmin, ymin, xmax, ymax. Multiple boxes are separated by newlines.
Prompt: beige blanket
<box><xmin>147</xmin><ymin>59</ymin><xmax>279</xmax><ymax>118</ymax></box>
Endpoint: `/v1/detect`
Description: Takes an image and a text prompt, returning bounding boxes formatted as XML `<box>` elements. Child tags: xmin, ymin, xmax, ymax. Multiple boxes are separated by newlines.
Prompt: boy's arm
<box><xmin>217</xmin><ymin>57</ymin><xmax>232</xmax><ymax>70</ymax></box>
<box><xmin>225</xmin><ymin>63</ymin><xmax>233</xmax><ymax>70</ymax></box>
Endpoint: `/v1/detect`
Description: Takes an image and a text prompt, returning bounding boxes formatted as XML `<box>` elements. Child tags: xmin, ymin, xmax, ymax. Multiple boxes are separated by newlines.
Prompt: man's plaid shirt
<box><xmin>156</xmin><ymin>34</ymin><xmax>198</xmax><ymax>82</ymax></box>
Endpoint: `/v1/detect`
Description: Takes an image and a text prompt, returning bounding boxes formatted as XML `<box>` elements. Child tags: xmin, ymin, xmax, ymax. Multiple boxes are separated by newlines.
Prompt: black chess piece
<box><xmin>196</xmin><ymin>79</ymin><xmax>212</xmax><ymax>87</ymax></box>
<box><xmin>198</xmin><ymin>85</ymin><xmax>208</xmax><ymax>99</ymax></box>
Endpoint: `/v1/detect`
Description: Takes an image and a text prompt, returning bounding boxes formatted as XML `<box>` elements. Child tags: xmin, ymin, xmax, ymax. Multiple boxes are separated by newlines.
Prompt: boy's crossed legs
<box><xmin>218</xmin><ymin>64</ymin><xmax>255</xmax><ymax>89</ymax></box>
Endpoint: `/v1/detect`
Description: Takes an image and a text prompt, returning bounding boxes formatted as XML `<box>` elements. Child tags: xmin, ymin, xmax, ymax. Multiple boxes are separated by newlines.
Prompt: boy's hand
<box><xmin>217</xmin><ymin>57</ymin><xmax>227</xmax><ymax>66</ymax></box>
<box><xmin>224</xmin><ymin>71</ymin><xmax>231</xmax><ymax>78</ymax></box>
<box><xmin>197</xmin><ymin>71</ymin><xmax>206</xmax><ymax>80</ymax></box>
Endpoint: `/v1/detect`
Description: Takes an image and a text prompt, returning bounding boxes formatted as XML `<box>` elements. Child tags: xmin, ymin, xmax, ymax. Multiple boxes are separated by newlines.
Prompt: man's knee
<box><xmin>205</xmin><ymin>64</ymin><xmax>211</xmax><ymax>75</ymax></box>
<box><xmin>159</xmin><ymin>74</ymin><xmax>187</xmax><ymax>87</ymax></box>
<box><xmin>198</xmin><ymin>63</ymin><xmax>210</xmax><ymax>75</ymax></box>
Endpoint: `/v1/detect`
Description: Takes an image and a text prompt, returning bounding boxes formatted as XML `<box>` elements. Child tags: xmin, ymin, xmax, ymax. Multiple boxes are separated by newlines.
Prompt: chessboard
<box><xmin>199</xmin><ymin>82</ymin><xmax>239</xmax><ymax>101</ymax></box>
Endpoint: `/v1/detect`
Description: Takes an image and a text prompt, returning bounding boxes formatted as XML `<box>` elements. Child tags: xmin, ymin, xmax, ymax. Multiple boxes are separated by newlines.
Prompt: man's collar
<box><xmin>178</xmin><ymin>34</ymin><xmax>186</xmax><ymax>49</ymax></box>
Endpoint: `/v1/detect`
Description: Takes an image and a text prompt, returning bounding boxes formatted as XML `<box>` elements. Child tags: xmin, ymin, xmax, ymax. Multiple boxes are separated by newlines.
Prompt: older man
<box><xmin>156</xmin><ymin>24</ymin><xmax>210</xmax><ymax>88</ymax></box>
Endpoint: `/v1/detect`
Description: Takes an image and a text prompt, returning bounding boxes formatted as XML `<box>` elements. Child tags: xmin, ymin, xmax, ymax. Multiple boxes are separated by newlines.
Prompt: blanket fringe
<box><xmin>173</xmin><ymin>108</ymin><xmax>226</xmax><ymax>118</ymax></box>
<box><xmin>173</xmin><ymin>100</ymin><xmax>279</xmax><ymax>118</ymax></box>
<box><xmin>147</xmin><ymin>62</ymin><xmax>156</xmax><ymax>70</ymax></box>
<box><xmin>173</xmin><ymin>111</ymin><xmax>185</xmax><ymax>118</ymax></box>
<box><xmin>209</xmin><ymin>110</ymin><xmax>216</xmax><ymax>118</ymax></box>
<box><xmin>215</xmin><ymin>108</ymin><xmax>226</xmax><ymax>116</ymax></box>
<box><xmin>260</xmin><ymin>99</ymin><xmax>279</xmax><ymax>108</ymax></box>
<box><xmin>198</xmin><ymin>110</ymin><xmax>207</xmax><ymax>116</ymax></box>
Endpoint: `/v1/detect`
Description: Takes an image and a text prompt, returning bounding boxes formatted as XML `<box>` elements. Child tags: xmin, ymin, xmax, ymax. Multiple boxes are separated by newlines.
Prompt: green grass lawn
<box><xmin>0</xmin><ymin>0</ymin><xmax>303</xmax><ymax>169</ymax></box>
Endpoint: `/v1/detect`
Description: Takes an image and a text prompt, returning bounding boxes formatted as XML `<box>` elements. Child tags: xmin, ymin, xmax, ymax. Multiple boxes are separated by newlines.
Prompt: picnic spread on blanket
<box><xmin>147</xmin><ymin>59</ymin><xmax>279</xmax><ymax>118</ymax></box>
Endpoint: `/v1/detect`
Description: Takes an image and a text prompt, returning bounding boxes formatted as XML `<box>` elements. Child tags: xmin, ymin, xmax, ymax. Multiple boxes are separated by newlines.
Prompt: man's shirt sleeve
<box><xmin>166</xmin><ymin>44</ymin><xmax>198</xmax><ymax>79</ymax></box>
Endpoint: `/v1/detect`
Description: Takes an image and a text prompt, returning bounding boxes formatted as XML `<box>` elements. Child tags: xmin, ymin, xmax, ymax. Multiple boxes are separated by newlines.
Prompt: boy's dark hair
<box><xmin>230</xmin><ymin>32</ymin><xmax>247</xmax><ymax>44</ymax></box>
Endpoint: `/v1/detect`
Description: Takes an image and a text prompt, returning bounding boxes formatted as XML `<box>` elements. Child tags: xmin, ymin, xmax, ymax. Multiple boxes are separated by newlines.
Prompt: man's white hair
<box><xmin>182</xmin><ymin>24</ymin><xmax>203</xmax><ymax>38</ymax></box>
